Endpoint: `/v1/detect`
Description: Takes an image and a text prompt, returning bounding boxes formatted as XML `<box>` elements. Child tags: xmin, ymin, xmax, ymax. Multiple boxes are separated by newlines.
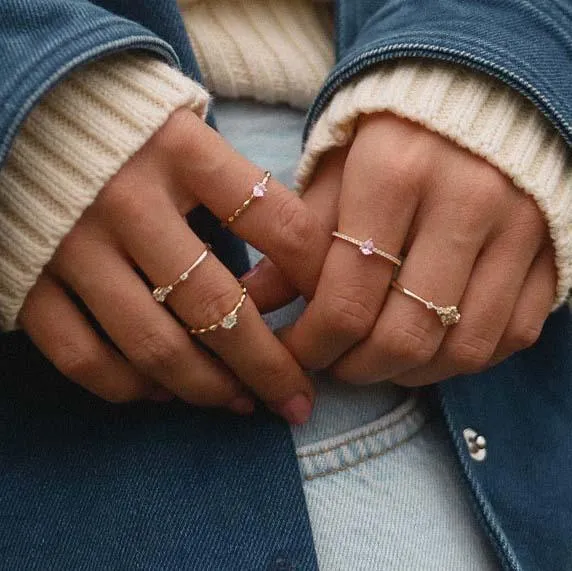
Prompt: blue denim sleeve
<box><xmin>0</xmin><ymin>0</ymin><xmax>183</xmax><ymax>169</ymax></box>
<box><xmin>307</xmin><ymin>0</ymin><xmax>572</xmax><ymax>150</ymax></box>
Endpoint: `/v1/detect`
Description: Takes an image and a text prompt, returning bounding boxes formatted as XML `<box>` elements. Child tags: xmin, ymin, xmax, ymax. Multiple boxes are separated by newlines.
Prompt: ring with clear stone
<box><xmin>223</xmin><ymin>171</ymin><xmax>271</xmax><ymax>227</ymax></box>
<box><xmin>331</xmin><ymin>231</ymin><xmax>402</xmax><ymax>267</ymax></box>
<box><xmin>391</xmin><ymin>280</ymin><xmax>461</xmax><ymax>327</ymax></box>
<box><xmin>187</xmin><ymin>284</ymin><xmax>248</xmax><ymax>335</ymax></box>
<box><xmin>152</xmin><ymin>245</ymin><xmax>211</xmax><ymax>303</ymax></box>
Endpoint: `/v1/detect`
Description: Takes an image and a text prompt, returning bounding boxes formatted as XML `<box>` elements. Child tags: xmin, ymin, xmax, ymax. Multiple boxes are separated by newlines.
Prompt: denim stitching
<box><xmin>303</xmin><ymin>428</ymin><xmax>422</xmax><ymax>482</ymax></box>
<box><xmin>297</xmin><ymin>399</ymin><xmax>418</xmax><ymax>459</ymax></box>
<box><xmin>438</xmin><ymin>389</ymin><xmax>522</xmax><ymax>571</ymax></box>
<box><xmin>0</xmin><ymin>30</ymin><xmax>178</xmax><ymax>167</ymax></box>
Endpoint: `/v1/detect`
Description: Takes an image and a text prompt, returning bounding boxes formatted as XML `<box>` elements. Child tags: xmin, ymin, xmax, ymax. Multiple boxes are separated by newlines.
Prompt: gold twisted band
<box><xmin>223</xmin><ymin>171</ymin><xmax>271</xmax><ymax>227</ymax></box>
<box><xmin>391</xmin><ymin>280</ymin><xmax>461</xmax><ymax>327</ymax></box>
<box><xmin>332</xmin><ymin>231</ymin><xmax>402</xmax><ymax>267</ymax></box>
<box><xmin>152</xmin><ymin>246</ymin><xmax>210</xmax><ymax>303</ymax></box>
<box><xmin>188</xmin><ymin>284</ymin><xmax>248</xmax><ymax>335</ymax></box>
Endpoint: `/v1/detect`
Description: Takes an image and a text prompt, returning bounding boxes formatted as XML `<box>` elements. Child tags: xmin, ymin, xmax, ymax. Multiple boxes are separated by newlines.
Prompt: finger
<box><xmin>489</xmin><ymin>245</ymin><xmax>556</xmax><ymax>366</ymax></box>
<box><xmin>52</xmin><ymin>228</ymin><xmax>252</xmax><ymax>412</ymax></box>
<box><xmin>174</xmin><ymin>113</ymin><xmax>331</xmax><ymax>301</ymax></box>
<box><xmin>391</xmin><ymin>226</ymin><xmax>546</xmax><ymax>386</ymax></box>
<box><xmin>19</xmin><ymin>273</ymin><xmax>159</xmax><ymax>403</ymax></box>
<box><xmin>279</xmin><ymin>141</ymin><xmax>423</xmax><ymax>371</ymax></box>
<box><xmin>243</xmin><ymin>146</ymin><xmax>348</xmax><ymax>313</ymax></box>
<box><xmin>107</xmin><ymin>194</ymin><xmax>315</xmax><ymax>424</ymax></box>
<box><xmin>242</xmin><ymin>257</ymin><xmax>298</xmax><ymax>313</ymax></box>
<box><xmin>333</xmin><ymin>171</ymin><xmax>502</xmax><ymax>384</ymax></box>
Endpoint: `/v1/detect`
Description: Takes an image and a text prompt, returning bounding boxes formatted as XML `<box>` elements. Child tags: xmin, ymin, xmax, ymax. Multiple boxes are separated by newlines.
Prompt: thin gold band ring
<box><xmin>223</xmin><ymin>171</ymin><xmax>271</xmax><ymax>227</ymax></box>
<box><xmin>187</xmin><ymin>284</ymin><xmax>248</xmax><ymax>335</ymax></box>
<box><xmin>152</xmin><ymin>245</ymin><xmax>211</xmax><ymax>303</ymax></box>
<box><xmin>332</xmin><ymin>231</ymin><xmax>402</xmax><ymax>267</ymax></box>
<box><xmin>391</xmin><ymin>280</ymin><xmax>461</xmax><ymax>327</ymax></box>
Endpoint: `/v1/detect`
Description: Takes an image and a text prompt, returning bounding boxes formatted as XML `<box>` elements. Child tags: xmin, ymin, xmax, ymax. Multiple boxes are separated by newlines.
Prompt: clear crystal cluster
<box><xmin>436</xmin><ymin>306</ymin><xmax>461</xmax><ymax>326</ymax></box>
<box><xmin>221</xmin><ymin>313</ymin><xmax>238</xmax><ymax>329</ymax></box>
<box><xmin>152</xmin><ymin>285</ymin><xmax>173</xmax><ymax>303</ymax></box>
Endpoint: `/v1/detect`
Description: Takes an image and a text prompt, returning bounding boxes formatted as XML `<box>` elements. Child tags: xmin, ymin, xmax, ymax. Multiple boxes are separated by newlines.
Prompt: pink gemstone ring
<box><xmin>332</xmin><ymin>231</ymin><xmax>402</xmax><ymax>267</ymax></box>
<box><xmin>223</xmin><ymin>171</ymin><xmax>271</xmax><ymax>227</ymax></box>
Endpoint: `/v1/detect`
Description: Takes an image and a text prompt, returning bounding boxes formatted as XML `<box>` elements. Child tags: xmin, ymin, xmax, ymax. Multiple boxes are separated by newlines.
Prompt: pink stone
<box><xmin>359</xmin><ymin>238</ymin><xmax>375</xmax><ymax>256</ymax></box>
<box><xmin>252</xmin><ymin>182</ymin><xmax>267</xmax><ymax>198</ymax></box>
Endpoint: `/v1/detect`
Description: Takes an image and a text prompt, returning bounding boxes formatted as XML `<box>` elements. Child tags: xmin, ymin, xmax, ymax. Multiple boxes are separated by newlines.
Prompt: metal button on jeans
<box><xmin>463</xmin><ymin>428</ymin><xmax>487</xmax><ymax>461</ymax></box>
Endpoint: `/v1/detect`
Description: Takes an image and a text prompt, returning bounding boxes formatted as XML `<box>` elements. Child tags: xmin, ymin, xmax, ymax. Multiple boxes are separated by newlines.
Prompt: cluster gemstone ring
<box><xmin>391</xmin><ymin>280</ymin><xmax>461</xmax><ymax>327</ymax></box>
<box><xmin>332</xmin><ymin>230</ymin><xmax>459</xmax><ymax>327</ymax></box>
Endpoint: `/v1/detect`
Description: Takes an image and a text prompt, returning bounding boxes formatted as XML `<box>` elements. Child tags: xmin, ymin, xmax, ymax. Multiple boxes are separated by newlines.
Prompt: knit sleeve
<box><xmin>297</xmin><ymin>60</ymin><xmax>572</xmax><ymax>308</ymax></box>
<box><xmin>0</xmin><ymin>53</ymin><xmax>210</xmax><ymax>330</ymax></box>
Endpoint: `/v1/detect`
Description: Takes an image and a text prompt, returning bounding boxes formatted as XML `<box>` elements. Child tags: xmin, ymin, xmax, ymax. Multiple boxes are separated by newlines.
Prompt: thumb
<box><xmin>241</xmin><ymin>256</ymin><xmax>299</xmax><ymax>313</ymax></box>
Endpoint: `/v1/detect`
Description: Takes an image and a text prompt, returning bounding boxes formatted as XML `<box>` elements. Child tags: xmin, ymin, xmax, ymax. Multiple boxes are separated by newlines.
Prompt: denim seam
<box><xmin>0</xmin><ymin>29</ymin><xmax>178</xmax><ymax>167</ymax></box>
<box><xmin>438</xmin><ymin>389</ymin><xmax>522</xmax><ymax>571</ymax></box>
<box><xmin>350</xmin><ymin>29</ymin><xmax>566</xmax><ymax>88</ymax></box>
<box><xmin>304</xmin><ymin>42</ymin><xmax>572</xmax><ymax>148</ymax></box>
<box><xmin>297</xmin><ymin>401</ymin><xmax>418</xmax><ymax>459</ymax></box>
<box><xmin>302</xmin><ymin>425</ymin><xmax>423</xmax><ymax>482</ymax></box>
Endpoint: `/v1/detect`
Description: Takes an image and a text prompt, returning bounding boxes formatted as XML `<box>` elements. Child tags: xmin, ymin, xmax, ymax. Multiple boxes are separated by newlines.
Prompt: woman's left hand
<box><xmin>244</xmin><ymin>112</ymin><xmax>557</xmax><ymax>386</ymax></box>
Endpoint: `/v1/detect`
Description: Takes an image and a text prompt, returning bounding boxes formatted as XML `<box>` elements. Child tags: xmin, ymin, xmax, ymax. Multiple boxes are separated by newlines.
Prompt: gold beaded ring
<box><xmin>187</xmin><ymin>284</ymin><xmax>248</xmax><ymax>335</ymax></box>
<box><xmin>152</xmin><ymin>245</ymin><xmax>211</xmax><ymax>303</ymax></box>
<box><xmin>332</xmin><ymin>231</ymin><xmax>402</xmax><ymax>267</ymax></box>
<box><xmin>223</xmin><ymin>171</ymin><xmax>271</xmax><ymax>227</ymax></box>
<box><xmin>391</xmin><ymin>280</ymin><xmax>461</xmax><ymax>327</ymax></box>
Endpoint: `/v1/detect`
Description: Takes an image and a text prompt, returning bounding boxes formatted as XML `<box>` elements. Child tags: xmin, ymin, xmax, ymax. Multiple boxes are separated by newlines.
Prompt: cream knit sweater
<box><xmin>0</xmin><ymin>0</ymin><xmax>570</xmax><ymax>330</ymax></box>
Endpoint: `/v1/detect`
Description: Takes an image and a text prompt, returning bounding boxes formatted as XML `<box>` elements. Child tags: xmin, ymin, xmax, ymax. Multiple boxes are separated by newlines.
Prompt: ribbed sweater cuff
<box><xmin>0</xmin><ymin>53</ymin><xmax>210</xmax><ymax>330</ymax></box>
<box><xmin>297</xmin><ymin>60</ymin><xmax>572</xmax><ymax>307</ymax></box>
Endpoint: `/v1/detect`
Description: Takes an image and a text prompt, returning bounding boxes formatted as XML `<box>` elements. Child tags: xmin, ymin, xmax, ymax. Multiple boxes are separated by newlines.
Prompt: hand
<box><xmin>18</xmin><ymin>108</ymin><xmax>332</xmax><ymax>423</ymax></box>
<box><xmin>245</xmin><ymin>113</ymin><xmax>557</xmax><ymax>386</ymax></box>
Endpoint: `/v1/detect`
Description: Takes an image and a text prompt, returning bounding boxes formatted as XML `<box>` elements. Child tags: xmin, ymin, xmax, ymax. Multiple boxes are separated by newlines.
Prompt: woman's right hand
<box><xmin>18</xmin><ymin>108</ymin><xmax>331</xmax><ymax>424</ymax></box>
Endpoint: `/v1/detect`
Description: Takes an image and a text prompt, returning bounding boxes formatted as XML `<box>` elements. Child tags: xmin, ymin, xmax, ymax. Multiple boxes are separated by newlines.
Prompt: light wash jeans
<box><xmin>215</xmin><ymin>100</ymin><xmax>500</xmax><ymax>570</ymax></box>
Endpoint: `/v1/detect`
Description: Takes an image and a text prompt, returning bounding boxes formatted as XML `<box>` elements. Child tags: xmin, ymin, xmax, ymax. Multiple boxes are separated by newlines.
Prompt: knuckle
<box><xmin>323</xmin><ymin>289</ymin><xmax>379</xmax><ymax>339</ymax></box>
<box><xmin>56</xmin><ymin>342</ymin><xmax>100</xmax><ymax>381</ymax></box>
<box><xmin>506</xmin><ymin>324</ymin><xmax>543</xmax><ymax>353</ymax></box>
<box><xmin>509</xmin><ymin>199</ymin><xmax>547</xmax><ymax>239</ymax></box>
<box><xmin>129</xmin><ymin>326</ymin><xmax>185</xmax><ymax>375</ymax></box>
<box><xmin>149</xmin><ymin>106</ymin><xmax>204</xmax><ymax>163</ymax></box>
<box><xmin>381</xmin><ymin>323</ymin><xmax>437</xmax><ymax>367</ymax></box>
<box><xmin>373</xmin><ymin>147</ymin><xmax>424</xmax><ymax>198</ymax></box>
<box><xmin>273</xmin><ymin>192</ymin><xmax>317</xmax><ymax>254</ymax></box>
<box><xmin>448</xmin><ymin>335</ymin><xmax>496</xmax><ymax>373</ymax></box>
<box><xmin>463</xmin><ymin>176</ymin><xmax>505</xmax><ymax>215</ymax></box>
<box><xmin>98</xmin><ymin>384</ymin><xmax>144</xmax><ymax>404</ymax></box>
<box><xmin>189</xmin><ymin>281</ymin><xmax>242</xmax><ymax>326</ymax></box>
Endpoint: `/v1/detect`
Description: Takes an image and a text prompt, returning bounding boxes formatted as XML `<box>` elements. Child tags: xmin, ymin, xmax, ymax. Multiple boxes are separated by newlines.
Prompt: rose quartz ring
<box><xmin>331</xmin><ymin>231</ymin><xmax>402</xmax><ymax>267</ymax></box>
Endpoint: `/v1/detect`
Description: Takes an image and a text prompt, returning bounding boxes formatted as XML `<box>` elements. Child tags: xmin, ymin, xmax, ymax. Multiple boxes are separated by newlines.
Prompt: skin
<box><xmin>18</xmin><ymin>109</ymin><xmax>557</xmax><ymax>420</ymax></box>
<box><xmin>18</xmin><ymin>108</ymin><xmax>333</xmax><ymax>424</ymax></box>
<box><xmin>245</xmin><ymin>113</ymin><xmax>557</xmax><ymax>388</ymax></box>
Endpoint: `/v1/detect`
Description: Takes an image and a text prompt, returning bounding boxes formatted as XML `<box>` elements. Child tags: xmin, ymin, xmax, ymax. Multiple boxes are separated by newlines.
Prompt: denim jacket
<box><xmin>0</xmin><ymin>2</ymin><xmax>571</xmax><ymax>570</ymax></box>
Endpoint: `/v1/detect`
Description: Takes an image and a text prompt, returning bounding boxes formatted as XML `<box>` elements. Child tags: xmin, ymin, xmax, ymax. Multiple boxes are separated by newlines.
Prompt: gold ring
<box><xmin>152</xmin><ymin>245</ymin><xmax>211</xmax><ymax>303</ymax></box>
<box><xmin>332</xmin><ymin>231</ymin><xmax>402</xmax><ymax>267</ymax></box>
<box><xmin>391</xmin><ymin>280</ymin><xmax>461</xmax><ymax>327</ymax></box>
<box><xmin>188</xmin><ymin>284</ymin><xmax>248</xmax><ymax>335</ymax></box>
<box><xmin>223</xmin><ymin>171</ymin><xmax>271</xmax><ymax>227</ymax></box>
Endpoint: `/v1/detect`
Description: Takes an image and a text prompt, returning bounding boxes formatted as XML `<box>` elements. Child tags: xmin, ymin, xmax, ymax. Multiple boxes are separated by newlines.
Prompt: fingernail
<box><xmin>241</xmin><ymin>258</ymin><xmax>265</xmax><ymax>282</ymax></box>
<box><xmin>228</xmin><ymin>396</ymin><xmax>256</xmax><ymax>416</ymax></box>
<box><xmin>274</xmin><ymin>393</ymin><xmax>313</xmax><ymax>425</ymax></box>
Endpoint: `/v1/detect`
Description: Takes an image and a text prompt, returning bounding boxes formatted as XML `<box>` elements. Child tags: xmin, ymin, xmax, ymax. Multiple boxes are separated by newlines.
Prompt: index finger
<box><xmin>176</xmin><ymin>114</ymin><xmax>331</xmax><ymax>301</ymax></box>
